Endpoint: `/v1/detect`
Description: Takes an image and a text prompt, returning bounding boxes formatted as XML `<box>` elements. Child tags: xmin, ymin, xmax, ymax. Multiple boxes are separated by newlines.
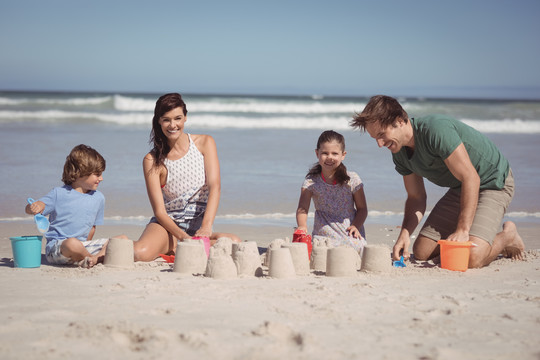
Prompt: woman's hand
<box><xmin>194</xmin><ymin>225</ymin><xmax>212</xmax><ymax>238</ymax></box>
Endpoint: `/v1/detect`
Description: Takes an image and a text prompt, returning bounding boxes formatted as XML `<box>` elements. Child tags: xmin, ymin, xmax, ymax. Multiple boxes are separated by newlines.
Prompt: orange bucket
<box><xmin>437</xmin><ymin>240</ymin><xmax>474</xmax><ymax>272</ymax></box>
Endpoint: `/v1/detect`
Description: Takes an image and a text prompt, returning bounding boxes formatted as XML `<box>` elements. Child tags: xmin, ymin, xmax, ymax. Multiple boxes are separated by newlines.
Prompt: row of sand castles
<box><xmin>103</xmin><ymin>237</ymin><xmax>394</xmax><ymax>278</ymax></box>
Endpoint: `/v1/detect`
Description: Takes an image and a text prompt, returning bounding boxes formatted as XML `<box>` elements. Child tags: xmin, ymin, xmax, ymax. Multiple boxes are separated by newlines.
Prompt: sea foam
<box><xmin>1</xmin><ymin>109</ymin><xmax>539</xmax><ymax>132</ymax></box>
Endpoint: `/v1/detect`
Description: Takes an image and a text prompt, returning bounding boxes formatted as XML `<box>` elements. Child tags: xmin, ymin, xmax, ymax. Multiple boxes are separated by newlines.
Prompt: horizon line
<box><xmin>1</xmin><ymin>88</ymin><xmax>540</xmax><ymax>102</ymax></box>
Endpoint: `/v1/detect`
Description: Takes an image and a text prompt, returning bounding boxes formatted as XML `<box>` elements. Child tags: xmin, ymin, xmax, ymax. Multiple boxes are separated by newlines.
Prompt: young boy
<box><xmin>25</xmin><ymin>144</ymin><xmax>127</xmax><ymax>268</ymax></box>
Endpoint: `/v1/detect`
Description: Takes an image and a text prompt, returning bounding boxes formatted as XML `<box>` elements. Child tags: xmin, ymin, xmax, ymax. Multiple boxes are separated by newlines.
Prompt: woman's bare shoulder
<box><xmin>143</xmin><ymin>152</ymin><xmax>155</xmax><ymax>160</ymax></box>
<box><xmin>191</xmin><ymin>134</ymin><xmax>216</xmax><ymax>152</ymax></box>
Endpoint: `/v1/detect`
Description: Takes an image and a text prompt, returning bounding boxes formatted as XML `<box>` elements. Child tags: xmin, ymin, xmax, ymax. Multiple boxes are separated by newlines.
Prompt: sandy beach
<box><xmin>1</xmin><ymin>222</ymin><xmax>539</xmax><ymax>360</ymax></box>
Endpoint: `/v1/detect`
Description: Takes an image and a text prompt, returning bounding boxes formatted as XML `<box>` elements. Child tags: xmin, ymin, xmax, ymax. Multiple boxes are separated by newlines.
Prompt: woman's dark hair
<box><xmin>149</xmin><ymin>93</ymin><xmax>188</xmax><ymax>167</ymax></box>
<box><xmin>306</xmin><ymin>130</ymin><xmax>350</xmax><ymax>185</ymax></box>
<box><xmin>62</xmin><ymin>144</ymin><xmax>106</xmax><ymax>185</ymax></box>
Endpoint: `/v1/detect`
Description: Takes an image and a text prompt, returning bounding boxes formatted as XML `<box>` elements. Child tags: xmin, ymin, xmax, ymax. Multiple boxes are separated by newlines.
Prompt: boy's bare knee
<box><xmin>61</xmin><ymin>237</ymin><xmax>79</xmax><ymax>247</ymax></box>
<box><xmin>60</xmin><ymin>237</ymin><xmax>88</xmax><ymax>261</ymax></box>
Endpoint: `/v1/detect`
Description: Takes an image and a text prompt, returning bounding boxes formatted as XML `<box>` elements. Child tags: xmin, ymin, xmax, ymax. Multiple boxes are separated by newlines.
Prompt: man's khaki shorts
<box><xmin>420</xmin><ymin>169</ymin><xmax>514</xmax><ymax>244</ymax></box>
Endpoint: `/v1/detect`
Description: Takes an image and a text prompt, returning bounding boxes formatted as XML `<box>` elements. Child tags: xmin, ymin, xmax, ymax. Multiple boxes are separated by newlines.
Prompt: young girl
<box><xmin>134</xmin><ymin>93</ymin><xmax>240</xmax><ymax>262</ymax></box>
<box><xmin>296</xmin><ymin>130</ymin><xmax>368</xmax><ymax>254</ymax></box>
<box><xmin>25</xmin><ymin>144</ymin><xmax>127</xmax><ymax>268</ymax></box>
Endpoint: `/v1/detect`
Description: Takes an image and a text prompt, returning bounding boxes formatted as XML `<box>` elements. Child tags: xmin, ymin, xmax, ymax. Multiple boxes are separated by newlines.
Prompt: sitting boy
<box><xmin>25</xmin><ymin>144</ymin><xmax>127</xmax><ymax>268</ymax></box>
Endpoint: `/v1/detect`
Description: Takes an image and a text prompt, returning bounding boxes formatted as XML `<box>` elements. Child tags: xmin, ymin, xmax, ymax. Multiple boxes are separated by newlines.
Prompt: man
<box><xmin>350</xmin><ymin>95</ymin><xmax>524</xmax><ymax>268</ymax></box>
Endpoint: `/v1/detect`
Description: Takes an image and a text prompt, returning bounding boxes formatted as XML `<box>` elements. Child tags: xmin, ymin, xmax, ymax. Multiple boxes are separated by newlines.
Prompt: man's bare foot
<box><xmin>500</xmin><ymin>221</ymin><xmax>525</xmax><ymax>260</ymax></box>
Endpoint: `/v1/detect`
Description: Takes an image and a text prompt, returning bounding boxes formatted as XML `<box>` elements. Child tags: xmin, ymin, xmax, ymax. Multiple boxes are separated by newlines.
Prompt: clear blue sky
<box><xmin>1</xmin><ymin>0</ymin><xmax>539</xmax><ymax>99</ymax></box>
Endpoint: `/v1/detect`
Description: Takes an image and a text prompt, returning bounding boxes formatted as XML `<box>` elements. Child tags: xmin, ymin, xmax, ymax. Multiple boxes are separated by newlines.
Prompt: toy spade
<box><xmin>27</xmin><ymin>198</ymin><xmax>49</xmax><ymax>234</ymax></box>
<box><xmin>393</xmin><ymin>255</ymin><xmax>406</xmax><ymax>268</ymax></box>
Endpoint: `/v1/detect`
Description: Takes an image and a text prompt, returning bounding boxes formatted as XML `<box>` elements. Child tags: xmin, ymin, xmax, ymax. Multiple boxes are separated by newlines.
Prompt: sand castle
<box><xmin>264</xmin><ymin>238</ymin><xmax>286</xmax><ymax>267</ymax></box>
<box><xmin>360</xmin><ymin>244</ymin><xmax>392</xmax><ymax>273</ymax></box>
<box><xmin>169</xmin><ymin>237</ymin><xmax>392</xmax><ymax>279</ymax></box>
<box><xmin>282</xmin><ymin>242</ymin><xmax>310</xmax><ymax>276</ymax></box>
<box><xmin>173</xmin><ymin>239</ymin><xmax>207</xmax><ymax>275</ymax></box>
<box><xmin>233</xmin><ymin>241</ymin><xmax>263</xmax><ymax>277</ymax></box>
<box><xmin>171</xmin><ymin>238</ymin><xmax>263</xmax><ymax>279</ymax></box>
<box><xmin>214</xmin><ymin>237</ymin><xmax>233</xmax><ymax>256</ymax></box>
<box><xmin>205</xmin><ymin>245</ymin><xmax>238</xmax><ymax>279</ymax></box>
<box><xmin>264</xmin><ymin>238</ymin><xmax>359</xmax><ymax>278</ymax></box>
<box><xmin>103</xmin><ymin>237</ymin><xmax>134</xmax><ymax>268</ymax></box>
<box><xmin>326</xmin><ymin>246</ymin><xmax>360</xmax><ymax>277</ymax></box>
<box><xmin>310</xmin><ymin>238</ymin><xmax>330</xmax><ymax>272</ymax></box>
<box><xmin>268</xmin><ymin>247</ymin><xmax>296</xmax><ymax>279</ymax></box>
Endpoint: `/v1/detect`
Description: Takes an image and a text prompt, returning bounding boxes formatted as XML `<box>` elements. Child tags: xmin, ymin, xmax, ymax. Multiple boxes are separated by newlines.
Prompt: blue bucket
<box><xmin>9</xmin><ymin>236</ymin><xmax>43</xmax><ymax>268</ymax></box>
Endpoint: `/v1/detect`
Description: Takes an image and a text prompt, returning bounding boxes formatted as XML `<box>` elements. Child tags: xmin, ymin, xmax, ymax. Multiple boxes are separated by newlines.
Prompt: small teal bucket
<box><xmin>9</xmin><ymin>236</ymin><xmax>43</xmax><ymax>268</ymax></box>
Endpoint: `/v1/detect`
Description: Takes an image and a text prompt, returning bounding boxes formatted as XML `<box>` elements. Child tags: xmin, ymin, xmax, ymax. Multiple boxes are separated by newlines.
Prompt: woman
<box><xmin>134</xmin><ymin>93</ymin><xmax>240</xmax><ymax>261</ymax></box>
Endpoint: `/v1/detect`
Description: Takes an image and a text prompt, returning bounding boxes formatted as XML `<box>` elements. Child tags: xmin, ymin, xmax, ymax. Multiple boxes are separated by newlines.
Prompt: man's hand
<box><xmin>446</xmin><ymin>229</ymin><xmax>470</xmax><ymax>242</ymax></box>
<box><xmin>392</xmin><ymin>234</ymin><xmax>411</xmax><ymax>261</ymax></box>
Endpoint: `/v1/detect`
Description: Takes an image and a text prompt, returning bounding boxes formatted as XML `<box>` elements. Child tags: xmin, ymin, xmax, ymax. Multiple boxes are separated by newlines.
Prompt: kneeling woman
<box><xmin>134</xmin><ymin>93</ymin><xmax>240</xmax><ymax>261</ymax></box>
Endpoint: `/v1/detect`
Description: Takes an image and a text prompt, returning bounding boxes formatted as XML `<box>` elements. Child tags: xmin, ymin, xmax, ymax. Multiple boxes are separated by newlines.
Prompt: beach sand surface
<box><xmin>1</xmin><ymin>222</ymin><xmax>539</xmax><ymax>360</ymax></box>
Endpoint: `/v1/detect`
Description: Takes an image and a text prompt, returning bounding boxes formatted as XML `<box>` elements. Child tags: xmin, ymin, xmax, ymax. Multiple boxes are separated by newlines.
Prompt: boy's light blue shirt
<box><xmin>39</xmin><ymin>185</ymin><xmax>105</xmax><ymax>251</ymax></box>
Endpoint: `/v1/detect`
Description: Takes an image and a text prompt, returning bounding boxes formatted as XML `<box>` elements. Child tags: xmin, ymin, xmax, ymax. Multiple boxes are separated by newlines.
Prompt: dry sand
<box><xmin>1</xmin><ymin>222</ymin><xmax>539</xmax><ymax>360</ymax></box>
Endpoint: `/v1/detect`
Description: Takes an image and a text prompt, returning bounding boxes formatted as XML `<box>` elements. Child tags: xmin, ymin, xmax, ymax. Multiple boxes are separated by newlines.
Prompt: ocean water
<box><xmin>1</xmin><ymin>91</ymin><xmax>539</xmax><ymax>230</ymax></box>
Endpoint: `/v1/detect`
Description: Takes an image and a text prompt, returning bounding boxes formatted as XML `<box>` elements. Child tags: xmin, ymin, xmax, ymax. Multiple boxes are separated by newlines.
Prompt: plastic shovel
<box><xmin>27</xmin><ymin>198</ymin><xmax>49</xmax><ymax>234</ymax></box>
<box><xmin>393</xmin><ymin>255</ymin><xmax>406</xmax><ymax>268</ymax></box>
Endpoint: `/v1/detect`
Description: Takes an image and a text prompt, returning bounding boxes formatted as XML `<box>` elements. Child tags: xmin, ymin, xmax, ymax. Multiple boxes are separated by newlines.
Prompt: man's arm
<box><xmin>393</xmin><ymin>173</ymin><xmax>426</xmax><ymax>260</ymax></box>
<box><xmin>443</xmin><ymin>143</ymin><xmax>480</xmax><ymax>242</ymax></box>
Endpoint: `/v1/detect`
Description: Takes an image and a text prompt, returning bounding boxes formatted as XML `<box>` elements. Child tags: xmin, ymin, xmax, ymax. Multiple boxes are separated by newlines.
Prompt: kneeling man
<box><xmin>351</xmin><ymin>95</ymin><xmax>524</xmax><ymax>268</ymax></box>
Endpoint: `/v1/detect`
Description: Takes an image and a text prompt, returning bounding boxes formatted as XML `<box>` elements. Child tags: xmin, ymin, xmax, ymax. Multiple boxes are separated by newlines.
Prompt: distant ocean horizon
<box><xmin>1</xmin><ymin>90</ymin><xmax>539</xmax><ymax>229</ymax></box>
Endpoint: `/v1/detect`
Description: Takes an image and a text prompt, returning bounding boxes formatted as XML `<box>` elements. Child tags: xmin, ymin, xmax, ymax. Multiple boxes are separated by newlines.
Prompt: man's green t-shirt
<box><xmin>392</xmin><ymin>115</ymin><xmax>509</xmax><ymax>190</ymax></box>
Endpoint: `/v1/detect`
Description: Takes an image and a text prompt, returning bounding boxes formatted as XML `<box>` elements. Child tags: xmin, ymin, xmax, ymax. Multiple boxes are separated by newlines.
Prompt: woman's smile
<box><xmin>159</xmin><ymin>107</ymin><xmax>186</xmax><ymax>138</ymax></box>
